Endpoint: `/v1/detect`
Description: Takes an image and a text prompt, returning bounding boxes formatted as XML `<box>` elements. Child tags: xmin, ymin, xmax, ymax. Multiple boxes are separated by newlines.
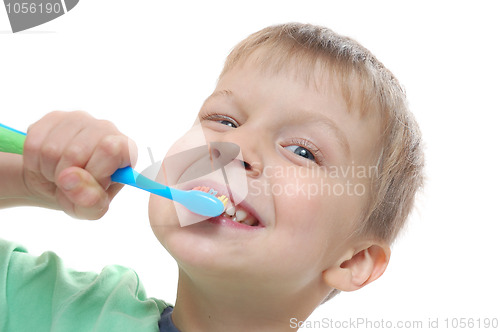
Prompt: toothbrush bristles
<box><xmin>192</xmin><ymin>187</ymin><xmax>229</xmax><ymax>210</ymax></box>
<box><xmin>217</xmin><ymin>195</ymin><xmax>228</xmax><ymax>208</ymax></box>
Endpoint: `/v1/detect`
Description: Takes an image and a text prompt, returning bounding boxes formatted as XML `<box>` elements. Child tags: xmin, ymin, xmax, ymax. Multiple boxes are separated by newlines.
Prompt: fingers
<box><xmin>25</xmin><ymin>111</ymin><xmax>93</xmax><ymax>181</ymax></box>
<box><xmin>56</xmin><ymin>167</ymin><xmax>111</xmax><ymax>220</ymax></box>
<box><xmin>23</xmin><ymin>111</ymin><xmax>137</xmax><ymax>219</ymax></box>
<box><xmin>54</xmin><ymin>122</ymin><xmax>135</xmax><ymax>189</ymax></box>
<box><xmin>39</xmin><ymin>123</ymin><xmax>85</xmax><ymax>183</ymax></box>
<box><xmin>84</xmin><ymin>134</ymin><xmax>137</xmax><ymax>189</ymax></box>
<box><xmin>24</xmin><ymin>111</ymin><xmax>69</xmax><ymax>174</ymax></box>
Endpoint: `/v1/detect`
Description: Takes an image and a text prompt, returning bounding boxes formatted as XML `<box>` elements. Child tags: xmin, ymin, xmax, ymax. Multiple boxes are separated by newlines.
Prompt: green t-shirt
<box><xmin>0</xmin><ymin>238</ymin><xmax>168</xmax><ymax>332</ymax></box>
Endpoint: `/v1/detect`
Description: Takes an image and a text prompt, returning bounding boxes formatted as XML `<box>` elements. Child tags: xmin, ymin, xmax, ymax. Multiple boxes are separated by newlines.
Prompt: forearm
<box><xmin>0</xmin><ymin>152</ymin><xmax>44</xmax><ymax>208</ymax></box>
<box><xmin>0</xmin><ymin>152</ymin><xmax>28</xmax><ymax>197</ymax></box>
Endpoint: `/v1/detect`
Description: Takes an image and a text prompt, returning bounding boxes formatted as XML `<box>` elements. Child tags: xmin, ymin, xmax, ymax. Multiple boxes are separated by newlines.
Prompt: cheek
<box><xmin>269</xmin><ymin>209</ymin><xmax>332</xmax><ymax>281</ymax></box>
<box><xmin>273</xmin><ymin>176</ymin><xmax>325</xmax><ymax>220</ymax></box>
<box><xmin>272</xmin><ymin>178</ymin><xmax>329</xmax><ymax>250</ymax></box>
<box><xmin>148</xmin><ymin>194</ymin><xmax>180</xmax><ymax>247</ymax></box>
<box><xmin>272</xmin><ymin>175</ymin><xmax>359</xmax><ymax>248</ymax></box>
<box><xmin>168</xmin><ymin>123</ymin><xmax>208</xmax><ymax>155</ymax></box>
<box><xmin>159</xmin><ymin>126</ymin><xmax>207</xmax><ymax>186</ymax></box>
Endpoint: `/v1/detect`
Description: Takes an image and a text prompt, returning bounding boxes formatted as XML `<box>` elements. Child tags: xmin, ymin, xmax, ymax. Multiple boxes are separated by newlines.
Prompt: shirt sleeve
<box><xmin>0</xmin><ymin>238</ymin><xmax>168</xmax><ymax>332</ymax></box>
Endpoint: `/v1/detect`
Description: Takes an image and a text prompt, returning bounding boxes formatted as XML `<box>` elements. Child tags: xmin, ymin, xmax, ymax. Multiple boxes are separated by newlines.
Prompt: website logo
<box><xmin>3</xmin><ymin>0</ymin><xmax>79</xmax><ymax>33</ymax></box>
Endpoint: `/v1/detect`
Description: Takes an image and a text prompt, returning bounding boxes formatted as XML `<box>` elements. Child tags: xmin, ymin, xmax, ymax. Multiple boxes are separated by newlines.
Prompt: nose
<box><xmin>208</xmin><ymin>142</ymin><xmax>240</xmax><ymax>169</ymax></box>
<box><xmin>208</xmin><ymin>140</ymin><xmax>262</xmax><ymax>178</ymax></box>
<box><xmin>204</xmin><ymin>118</ymin><xmax>267</xmax><ymax>178</ymax></box>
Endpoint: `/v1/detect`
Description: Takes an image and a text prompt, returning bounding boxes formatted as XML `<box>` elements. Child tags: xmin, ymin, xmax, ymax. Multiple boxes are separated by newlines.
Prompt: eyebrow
<box><xmin>291</xmin><ymin>111</ymin><xmax>351</xmax><ymax>158</ymax></box>
<box><xmin>203</xmin><ymin>89</ymin><xmax>351</xmax><ymax>158</ymax></box>
<box><xmin>204</xmin><ymin>89</ymin><xmax>234</xmax><ymax>104</ymax></box>
<box><xmin>328</xmin><ymin>121</ymin><xmax>351</xmax><ymax>158</ymax></box>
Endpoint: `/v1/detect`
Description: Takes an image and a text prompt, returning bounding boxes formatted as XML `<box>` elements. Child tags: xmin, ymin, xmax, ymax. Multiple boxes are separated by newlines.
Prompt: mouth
<box><xmin>216</xmin><ymin>199</ymin><xmax>263</xmax><ymax>228</ymax></box>
<box><xmin>187</xmin><ymin>183</ymin><xmax>264</xmax><ymax>229</ymax></box>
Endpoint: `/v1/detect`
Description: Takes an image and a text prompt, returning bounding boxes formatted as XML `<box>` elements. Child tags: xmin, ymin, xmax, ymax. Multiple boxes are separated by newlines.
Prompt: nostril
<box><xmin>242</xmin><ymin>161</ymin><xmax>251</xmax><ymax>170</ymax></box>
<box><xmin>211</xmin><ymin>148</ymin><xmax>221</xmax><ymax>159</ymax></box>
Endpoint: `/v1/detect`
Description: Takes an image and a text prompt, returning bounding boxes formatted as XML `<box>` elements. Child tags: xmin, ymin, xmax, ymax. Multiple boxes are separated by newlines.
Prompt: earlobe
<box><xmin>323</xmin><ymin>244</ymin><xmax>391</xmax><ymax>292</ymax></box>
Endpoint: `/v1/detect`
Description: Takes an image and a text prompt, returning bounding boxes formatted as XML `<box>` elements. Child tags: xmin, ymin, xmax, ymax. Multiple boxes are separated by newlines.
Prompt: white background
<box><xmin>1</xmin><ymin>1</ymin><xmax>499</xmax><ymax>331</ymax></box>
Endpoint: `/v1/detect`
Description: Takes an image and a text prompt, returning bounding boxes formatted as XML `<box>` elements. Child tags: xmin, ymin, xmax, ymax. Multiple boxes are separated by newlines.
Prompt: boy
<box><xmin>0</xmin><ymin>23</ymin><xmax>424</xmax><ymax>331</ymax></box>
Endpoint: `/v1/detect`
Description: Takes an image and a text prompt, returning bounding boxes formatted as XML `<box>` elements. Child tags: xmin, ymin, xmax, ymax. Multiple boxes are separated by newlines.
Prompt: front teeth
<box><xmin>193</xmin><ymin>186</ymin><xmax>257</xmax><ymax>226</ymax></box>
<box><xmin>223</xmin><ymin>204</ymin><xmax>257</xmax><ymax>226</ymax></box>
<box><xmin>235</xmin><ymin>210</ymin><xmax>247</xmax><ymax>222</ymax></box>
<box><xmin>225</xmin><ymin>205</ymin><xmax>236</xmax><ymax>217</ymax></box>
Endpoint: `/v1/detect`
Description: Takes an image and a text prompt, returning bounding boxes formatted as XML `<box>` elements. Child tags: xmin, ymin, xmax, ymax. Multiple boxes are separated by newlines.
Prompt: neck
<box><xmin>171</xmin><ymin>269</ymin><xmax>321</xmax><ymax>332</ymax></box>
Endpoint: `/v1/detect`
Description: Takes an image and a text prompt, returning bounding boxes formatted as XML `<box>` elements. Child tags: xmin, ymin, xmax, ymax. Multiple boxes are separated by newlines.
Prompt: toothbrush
<box><xmin>0</xmin><ymin>123</ymin><xmax>227</xmax><ymax>217</ymax></box>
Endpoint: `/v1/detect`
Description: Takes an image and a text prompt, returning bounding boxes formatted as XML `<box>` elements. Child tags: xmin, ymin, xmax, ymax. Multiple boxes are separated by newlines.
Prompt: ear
<box><xmin>322</xmin><ymin>243</ymin><xmax>391</xmax><ymax>292</ymax></box>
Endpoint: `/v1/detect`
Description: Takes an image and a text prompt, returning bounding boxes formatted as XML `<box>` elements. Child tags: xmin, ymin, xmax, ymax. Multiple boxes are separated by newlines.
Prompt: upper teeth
<box><xmin>225</xmin><ymin>205</ymin><xmax>236</xmax><ymax>216</ymax></box>
<box><xmin>235</xmin><ymin>210</ymin><xmax>247</xmax><ymax>222</ymax></box>
<box><xmin>224</xmin><ymin>204</ymin><xmax>256</xmax><ymax>226</ymax></box>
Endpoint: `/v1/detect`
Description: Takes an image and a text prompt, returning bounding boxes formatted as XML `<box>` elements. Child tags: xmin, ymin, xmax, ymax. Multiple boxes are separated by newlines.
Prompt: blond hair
<box><xmin>220</xmin><ymin>23</ymin><xmax>424</xmax><ymax>244</ymax></box>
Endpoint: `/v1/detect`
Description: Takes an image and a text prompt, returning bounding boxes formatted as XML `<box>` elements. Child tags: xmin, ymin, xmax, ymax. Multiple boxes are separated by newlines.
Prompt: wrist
<box><xmin>0</xmin><ymin>153</ymin><xmax>32</xmax><ymax>201</ymax></box>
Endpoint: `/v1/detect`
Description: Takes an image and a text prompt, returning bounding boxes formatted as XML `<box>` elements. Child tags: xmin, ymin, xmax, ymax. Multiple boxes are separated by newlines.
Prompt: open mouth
<box><xmin>191</xmin><ymin>185</ymin><xmax>263</xmax><ymax>228</ymax></box>
<box><xmin>222</xmin><ymin>202</ymin><xmax>261</xmax><ymax>227</ymax></box>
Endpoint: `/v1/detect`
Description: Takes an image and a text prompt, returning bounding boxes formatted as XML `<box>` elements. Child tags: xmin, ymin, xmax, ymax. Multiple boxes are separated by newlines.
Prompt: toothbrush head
<box><xmin>192</xmin><ymin>186</ymin><xmax>229</xmax><ymax>207</ymax></box>
<box><xmin>180</xmin><ymin>188</ymin><xmax>227</xmax><ymax>217</ymax></box>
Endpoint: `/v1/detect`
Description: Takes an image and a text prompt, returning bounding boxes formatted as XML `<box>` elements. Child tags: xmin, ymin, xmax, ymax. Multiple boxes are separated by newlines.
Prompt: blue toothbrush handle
<box><xmin>111</xmin><ymin>166</ymin><xmax>173</xmax><ymax>199</ymax></box>
<box><xmin>110</xmin><ymin>166</ymin><xmax>224</xmax><ymax>217</ymax></box>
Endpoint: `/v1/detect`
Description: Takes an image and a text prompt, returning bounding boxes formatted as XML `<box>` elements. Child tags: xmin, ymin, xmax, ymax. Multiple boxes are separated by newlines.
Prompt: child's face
<box><xmin>149</xmin><ymin>57</ymin><xmax>382</xmax><ymax>294</ymax></box>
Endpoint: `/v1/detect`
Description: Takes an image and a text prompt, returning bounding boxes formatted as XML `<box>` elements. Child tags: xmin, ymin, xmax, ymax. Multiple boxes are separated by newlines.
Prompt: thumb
<box><xmin>56</xmin><ymin>167</ymin><xmax>110</xmax><ymax>220</ymax></box>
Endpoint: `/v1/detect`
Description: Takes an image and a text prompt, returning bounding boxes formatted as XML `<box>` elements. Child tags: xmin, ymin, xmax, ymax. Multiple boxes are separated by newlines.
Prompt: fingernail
<box><xmin>61</xmin><ymin>173</ymin><xmax>80</xmax><ymax>191</ymax></box>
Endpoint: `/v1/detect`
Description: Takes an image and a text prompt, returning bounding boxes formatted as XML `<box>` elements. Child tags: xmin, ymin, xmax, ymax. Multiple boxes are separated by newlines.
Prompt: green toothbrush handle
<box><xmin>0</xmin><ymin>123</ymin><xmax>26</xmax><ymax>155</ymax></box>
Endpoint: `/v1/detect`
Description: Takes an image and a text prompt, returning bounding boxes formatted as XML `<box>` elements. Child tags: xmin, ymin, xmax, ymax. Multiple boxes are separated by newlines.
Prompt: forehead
<box><xmin>220</xmin><ymin>44</ymin><xmax>373</xmax><ymax>114</ymax></box>
<box><xmin>214</xmin><ymin>55</ymin><xmax>349</xmax><ymax>126</ymax></box>
<box><xmin>216</xmin><ymin>47</ymin><xmax>378</xmax><ymax>129</ymax></box>
<box><xmin>223</xmin><ymin>46</ymin><xmax>339</xmax><ymax>94</ymax></box>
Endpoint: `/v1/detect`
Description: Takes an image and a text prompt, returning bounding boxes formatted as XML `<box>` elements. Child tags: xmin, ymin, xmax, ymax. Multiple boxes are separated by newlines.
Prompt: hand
<box><xmin>22</xmin><ymin>111</ymin><xmax>137</xmax><ymax>219</ymax></box>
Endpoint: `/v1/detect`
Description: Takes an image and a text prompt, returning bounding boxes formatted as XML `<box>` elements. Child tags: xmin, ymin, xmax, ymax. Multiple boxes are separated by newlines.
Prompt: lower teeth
<box><xmin>222</xmin><ymin>204</ymin><xmax>258</xmax><ymax>226</ymax></box>
<box><xmin>224</xmin><ymin>212</ymin><xmax>255</xmax><ymax>226</ymax></box>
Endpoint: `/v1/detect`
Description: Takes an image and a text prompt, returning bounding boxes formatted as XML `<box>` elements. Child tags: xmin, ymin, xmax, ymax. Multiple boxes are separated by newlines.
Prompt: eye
<box><xmin>284</xmin><ymin>145</ymin><xmax>316</xmax><ymax>162</ymax></box>
<box><xmin>217</xmin><ymin>119</ymin><xmax>237</xmax><ymax>128</ymax></box>
<box><xmin>202</xmin><ymin>114</ymin><xmax>238</xmax><ymax>128</ymax></box>
<box><xmin>282</xmin><ymin>138</ymin><xmax>324</xmax><ymax>164</ymax></box>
